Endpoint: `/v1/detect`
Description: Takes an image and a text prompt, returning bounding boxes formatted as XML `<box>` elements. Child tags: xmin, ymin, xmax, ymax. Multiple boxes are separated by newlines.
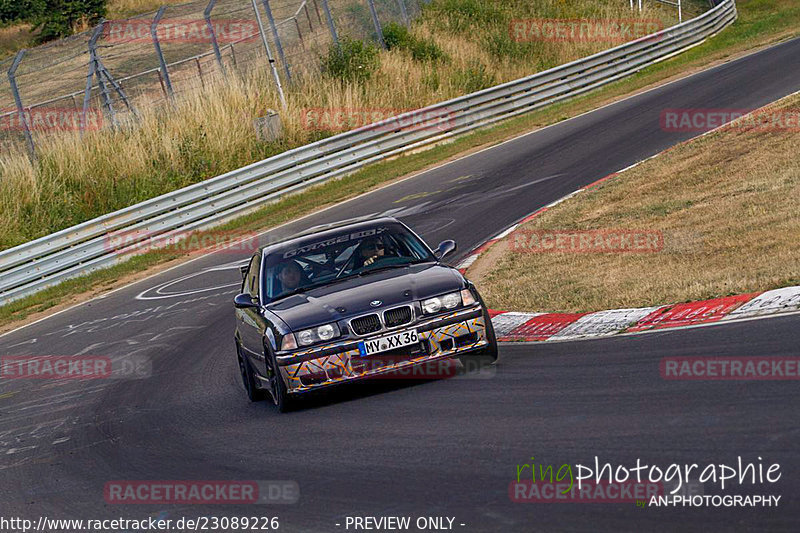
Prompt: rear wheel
<box><xmin>237</xmin><ymin>342</ymin><xmax>266</xmax><ymax>402</ymax></box>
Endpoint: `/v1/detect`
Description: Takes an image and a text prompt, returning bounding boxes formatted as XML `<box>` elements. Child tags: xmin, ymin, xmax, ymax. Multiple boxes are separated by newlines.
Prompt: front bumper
<box><xmin>276</xmin><ymin>307</ymin><xmax>489</xmax><ymax>394</ymax></box>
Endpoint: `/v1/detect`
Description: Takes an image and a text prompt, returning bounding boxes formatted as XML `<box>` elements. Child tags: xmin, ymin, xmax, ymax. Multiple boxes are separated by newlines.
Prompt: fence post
<box><xmin>396</xmin><ymin>0</ymin><xmax>409</xmax><ymax>26</ymax></box>
<box><xmin>89</xmin><ymin>21</ymin><xmax>116</xmax><ymax>129</ymax></box>
<box><xmin>204</xmin><ymin>0</ymin><xmax>227</xmax><ymax>75</ymax></box>
<box><xmin>295</xmin><ymin>18</ymin><xmax>305</xmax><ymax>49</ymax></box>
<box><xmin>261</xmin><ymin>0</ymin><xmax>292</xmax><ymax>83</ymax></box>
<box><xmin>151</xmin><ymin>7</ymin><xmax>174</xmax><ymax>100</ymax></box>
<box><xmin>320</xmin><ymin>0</ymin><xmax>339</xmax><ymax>46</ymax></box>
<box><xmin>251</xmin><ymin>0</ymin><xmax>287</xmax><ymax>109</ymax></box>
<box><xmin>195</xmin><ymin>57</ymin><xmax>205</xmax><ymax>89</ymax></box>
<box><xmin>229</xmin><ymin>43</ymin><xmax>238</xmax><ymax>68</ymax></box>
<box><xmin>304</xmin><ymin>3</ymin><xmax>312</xmax><ymax>28</ymax></box>
<box><xmin>366</xmin><ymin>0</ymin><xmax>386</xmax><ymax>49</ymax></box>
<box><xmin>81</xmin><ymin>26</ymin><xmax>102</xmax><ymax>136</ymax></box>
<box><xmin>7</xmin><ymin>50</ymin><xmax>35</xmax><ymax>161</ymax></box>
<box><xmin>312</xmin><ymin>0</ymin><xmax>322</xmax><ymax>25</ymax></box>
<box><xmin>97</xmin><ymin>60</ymin><xmax>139</xmax><ymax>120</ymax></box>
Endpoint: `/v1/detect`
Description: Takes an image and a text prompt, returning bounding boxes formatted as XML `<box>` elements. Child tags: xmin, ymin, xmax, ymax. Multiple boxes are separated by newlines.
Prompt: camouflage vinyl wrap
<box><xmin>280</xmin><ymin>315</ymin><xmax>487</xmax><ymax>393</ymax></box>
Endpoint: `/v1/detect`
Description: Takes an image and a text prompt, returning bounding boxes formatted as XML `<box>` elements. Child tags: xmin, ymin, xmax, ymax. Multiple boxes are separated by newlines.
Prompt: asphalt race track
<box><xmin>1</xmin><ymin>37</ymin><xmax>799</xmax><ymax>532</ymax></box>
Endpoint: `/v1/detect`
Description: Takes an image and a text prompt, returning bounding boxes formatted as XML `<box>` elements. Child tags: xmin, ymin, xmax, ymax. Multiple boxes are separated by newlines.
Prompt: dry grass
<box><xmin>0</xmin><ymin>0</ymin><xmax>686</xmax><ymax>250</ymax></box>
<box><xmin>471</xmin><ymin>93</ymin><xmax>800</xmax><ymax>313</ymax></box>
<box><xmin>0</xmin><ymin>23</ymin><xmax>34</xmax><ymax>57</ymax></box>
<box><xmin>107</xmin><ymin>0</ymin><xmax>187</xmax><ymax>18</ymax></box>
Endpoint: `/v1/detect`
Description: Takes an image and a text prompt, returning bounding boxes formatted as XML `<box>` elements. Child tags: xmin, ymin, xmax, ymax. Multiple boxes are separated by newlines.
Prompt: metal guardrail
<box><xmin>0</xmin><ymin>0</ymin><xmax>737</xmax><ymax>306</ymax></box>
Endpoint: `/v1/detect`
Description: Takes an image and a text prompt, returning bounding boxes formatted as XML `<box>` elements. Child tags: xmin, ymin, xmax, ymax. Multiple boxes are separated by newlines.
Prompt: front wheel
<box><xmin>458</xmin><ymin>309</ymin><xmax>498</xmax><ymax>370</ymax></box>
<box><xmin>267</xmin><ymin>348</ymin><xmax>295</xmax><ymax>413</ymax></box>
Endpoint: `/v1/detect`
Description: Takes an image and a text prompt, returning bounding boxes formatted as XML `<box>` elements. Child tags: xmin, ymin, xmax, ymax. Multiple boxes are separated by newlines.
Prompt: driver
<box><xmin>277</xmin><ymin>261</ymin><xmax>307</xmax><ymax>292</ymax></box>
<box><xmin>359</xmin><ymin>236</ymin><xmax>385</xmax><ymax>267</ymax></box>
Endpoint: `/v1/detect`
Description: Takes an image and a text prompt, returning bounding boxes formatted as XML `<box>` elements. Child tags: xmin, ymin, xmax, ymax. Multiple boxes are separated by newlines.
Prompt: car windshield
<box><xmin>262</xmin><ymin>223</ymin><xmax>435</xmax><ymax>301</ymax></box>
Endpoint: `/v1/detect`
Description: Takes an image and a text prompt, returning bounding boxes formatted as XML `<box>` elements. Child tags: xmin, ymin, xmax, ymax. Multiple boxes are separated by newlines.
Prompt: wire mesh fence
<box><xmin>0</xmin><ymin>0</ymin><xmax>426</xmax><ymax>158</ymax></box>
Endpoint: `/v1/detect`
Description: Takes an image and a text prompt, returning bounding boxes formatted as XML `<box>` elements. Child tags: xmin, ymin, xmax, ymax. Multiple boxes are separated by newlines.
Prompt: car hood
<box><xmin>265</xmin><ymin>263</ymin><xmax>464</xmax><ymax>331</ymax></box>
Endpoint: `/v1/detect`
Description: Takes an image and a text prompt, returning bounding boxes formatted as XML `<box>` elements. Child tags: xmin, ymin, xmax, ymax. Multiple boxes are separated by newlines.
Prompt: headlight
<box><xmin>422</xmin><ymin>297</ymin><xmax>442</xmax><ymax>314</ymax></box>
<box><xmin>441</xmin><ymin>292</ymin><xmax>461</xmax><ymax>309</ymax></box>
<box><xmin>422</xmin><ymin>291</ymin><xmax>462</xmax><ymax>314</ymax></box>
<box><xmin>295</xmin><ymin>323</ymin><xmax>341</xmax><ymax>347</ymax></box>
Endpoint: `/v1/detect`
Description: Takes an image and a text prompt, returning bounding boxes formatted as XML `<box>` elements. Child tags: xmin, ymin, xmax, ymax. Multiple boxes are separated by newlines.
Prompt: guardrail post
<box><xmin>261</xmin><ymin>0</ymin><xmax>292</xmax><ymax>83</ymax></box>
<box><xmin>7</xmin><ymin>50</ymin><xmax>35</xmax><ymax>161</ymax></box>
<box><xmin>151</xmin><ymin>7</ymin><xmax>174</xmax><ymax>101</ymax></box>
<box><xmin>366</xmin><ymin>0</ymin><xmax>386</xmax><ymax>49</ymax></box>
<box><xmin>204</xmin><ymin>0</ymin><xmax>227</xmax><ymax>75</ymax></box>
<box><xmin>320</xmin><ymin>0</ymin><xmax>339</xmax><ymax>47</ymax></box>
<box><xmin>251</xmin><ymin>0</ymin><xmax>287</xmax><ymax>109</ymax></box>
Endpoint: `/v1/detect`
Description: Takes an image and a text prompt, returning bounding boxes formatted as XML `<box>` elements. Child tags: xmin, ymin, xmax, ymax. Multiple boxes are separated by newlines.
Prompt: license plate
<box><xmin>358</xmin><ymin>329</ymin><xmax>419</xmax><ymax>356</ymax></box>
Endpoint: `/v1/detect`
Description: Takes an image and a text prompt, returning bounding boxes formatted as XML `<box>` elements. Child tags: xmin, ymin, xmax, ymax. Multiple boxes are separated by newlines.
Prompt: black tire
<box><xmin>237</xmin><ymin>342</ymin><xmax>266</xmax><ymax>402</ymax></box>
<box><xmin>267</xmin><ymin>347</ymin><xmax>296</xmax><ymax>413</ymax></box>
<box><xmin>458</xmin><ymin>308</ymin><xmax>499</xmax><ymax>370</ymax></box>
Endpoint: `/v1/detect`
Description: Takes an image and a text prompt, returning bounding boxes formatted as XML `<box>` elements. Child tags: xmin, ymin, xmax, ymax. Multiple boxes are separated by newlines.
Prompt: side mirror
<box><xmin>234</xmin><ymin>293</ymin><xmax>259</xmax><ymax>309</ymax></box>
<box><xmin>434</xmin><ymin>240</ymin><xmax>457</xmax><ymax>260</ymax></box>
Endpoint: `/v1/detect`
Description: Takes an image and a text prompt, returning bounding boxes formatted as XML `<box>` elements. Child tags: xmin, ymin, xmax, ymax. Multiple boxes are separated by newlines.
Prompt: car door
<box><xmin>238</xmin><ymin>253</ymin><xmax>267</xmax><ymax>375</ymax></box>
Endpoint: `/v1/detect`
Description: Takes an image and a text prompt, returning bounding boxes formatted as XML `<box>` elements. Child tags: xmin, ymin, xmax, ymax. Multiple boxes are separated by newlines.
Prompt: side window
<box><xmin>245</xmin><ymin>254</ymin><xmax>261</xmax><ymax>298</ymax></box>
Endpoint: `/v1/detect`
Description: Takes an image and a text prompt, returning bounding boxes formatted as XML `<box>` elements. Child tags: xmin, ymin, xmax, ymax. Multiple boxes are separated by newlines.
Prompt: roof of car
<box><xmin>259</xmin><ymin>216</ymin><xmax>402</xmax><ymax>255</ymax></box>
